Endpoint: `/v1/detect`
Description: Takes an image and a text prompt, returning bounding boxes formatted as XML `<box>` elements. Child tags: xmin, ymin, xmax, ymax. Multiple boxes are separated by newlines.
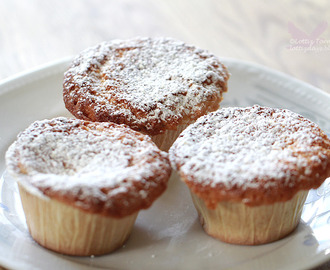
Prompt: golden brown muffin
<box><xmin>6</xmin><ymin>117</ymin><xmax>171</xmax><ymax>255</ymax></box>
<box><xmin>63</xmin><ymin>37</ymin><xmax>229</xmax><ymax>151</ymax></box>
<box><xmin>170</xmin><ymin>105</ymin><xmax>330</xmax><ymax>245</ymax></box>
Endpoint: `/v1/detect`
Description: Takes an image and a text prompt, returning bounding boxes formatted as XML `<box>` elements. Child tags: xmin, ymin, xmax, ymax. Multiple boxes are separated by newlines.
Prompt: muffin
<box><xmin>63</xmin><ymin>37</ymin><xmax>229</xmax><ymax>151</ymax></box>
<box><xmin>5</xmin><ymin>117</ymin><xmax>171</xmax><ymax>255</ymax></box>
<box><xmin>169</xmin><ymin>105</ymin><xmax>330</xmax><ymax>245</ymax></box>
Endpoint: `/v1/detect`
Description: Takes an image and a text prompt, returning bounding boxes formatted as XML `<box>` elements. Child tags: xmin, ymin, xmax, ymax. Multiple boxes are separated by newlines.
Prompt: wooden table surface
<box><xmin>0</xmin><ymin>0</ymin><xmax>329</xmax><ymax>269</ymax></box>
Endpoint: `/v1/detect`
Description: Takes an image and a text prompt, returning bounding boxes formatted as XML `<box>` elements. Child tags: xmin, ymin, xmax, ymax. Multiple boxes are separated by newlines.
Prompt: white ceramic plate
<box><xmin>0</xmin><ymin>57</ymin><xmax>330</xmax><ymax>270</ymax></box>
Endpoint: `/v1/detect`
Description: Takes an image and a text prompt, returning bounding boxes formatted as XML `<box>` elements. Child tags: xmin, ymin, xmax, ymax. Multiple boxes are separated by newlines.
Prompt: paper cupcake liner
<box><xmin>18</xmin><ymin>183</ymin><xmax>138</xmax><ymax>256</ymax></box>
<box><xmin>191</xmin><ymin>190</ymin><xmax>308</xmax><ymax>245</ymax></box>
<box><xmin>150</xmin><ymin>123</ymin><xmax>190</xmax><ymax>151</ymax></box>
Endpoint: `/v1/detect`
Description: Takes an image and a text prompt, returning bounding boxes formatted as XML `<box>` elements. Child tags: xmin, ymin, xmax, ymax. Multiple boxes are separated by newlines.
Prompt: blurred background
<box><xmin>0</xmin><ymin>0</ymin><xmax>329</xmax><ymax>92</ymax></box>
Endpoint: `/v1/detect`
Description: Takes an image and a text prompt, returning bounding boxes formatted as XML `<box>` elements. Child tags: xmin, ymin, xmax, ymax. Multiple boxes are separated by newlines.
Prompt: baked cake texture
<box><xmin>169</xmin><ymin>105</ymin><xmax>330</xmax><ymax>245</ymax></box>
<box><xmin>6</xmin><ymin>117</ymin><xmax>171</xmax><ymax>255</ymax></box>
<box><xmin>63</xmin><ymin>37</ymin><xmax>229</xmax><ymax>150</ymax></box>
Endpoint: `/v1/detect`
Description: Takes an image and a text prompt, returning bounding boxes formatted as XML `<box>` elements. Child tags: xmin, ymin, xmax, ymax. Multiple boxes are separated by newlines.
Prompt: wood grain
<box><xmin>0</xmin><ymin>0</ymin><xmax>329</xmax><ymax>269</ymax></box>
<box><xmin>0</xmin><ymin>0</ymin><xmax>329</xmax><ymax>92</ymax></box>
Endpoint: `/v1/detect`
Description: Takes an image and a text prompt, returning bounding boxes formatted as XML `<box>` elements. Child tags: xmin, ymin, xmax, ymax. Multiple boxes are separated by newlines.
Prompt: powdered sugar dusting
<box><xmin>6</xmin><ymin>117</ymin><xmax>170</xmax><ymax>209</ymax></box>
<box><xmin>170</xmin><ymin>105</ymin><xmax>330</xmax><ymax>190</ymax></box>
<box><xmin>63</xmin><ymin>37</ymin><xmax>229</xmax><ymax>133</ymax></box>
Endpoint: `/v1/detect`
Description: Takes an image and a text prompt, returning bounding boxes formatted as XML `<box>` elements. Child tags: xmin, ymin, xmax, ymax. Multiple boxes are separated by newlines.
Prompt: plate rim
<box><xmin>0</xmin><ymin>56</ymin><xmax>73</xmax><ymax>97</ymax></box>
<box><xmin>1</xmin><ymin>56</ymin><xmax>330</xmax><ymax>101</ymax></box>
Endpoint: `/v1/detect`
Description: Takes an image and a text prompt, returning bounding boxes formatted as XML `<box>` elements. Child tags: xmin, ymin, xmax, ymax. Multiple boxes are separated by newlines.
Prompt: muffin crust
<box><xmin>63</xmin><ymin>37</ymin><xmax>229</xmax><ymax>135</ymax></box>
<box><xmin>6</xmin><ymin>117</ymin><xmax>171</xmax><ymax>218</ymax></box>
<box><xmin>170</xmin><ymin>105</ymin><xmax>330</xmax><ymax>208</ymax></box>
